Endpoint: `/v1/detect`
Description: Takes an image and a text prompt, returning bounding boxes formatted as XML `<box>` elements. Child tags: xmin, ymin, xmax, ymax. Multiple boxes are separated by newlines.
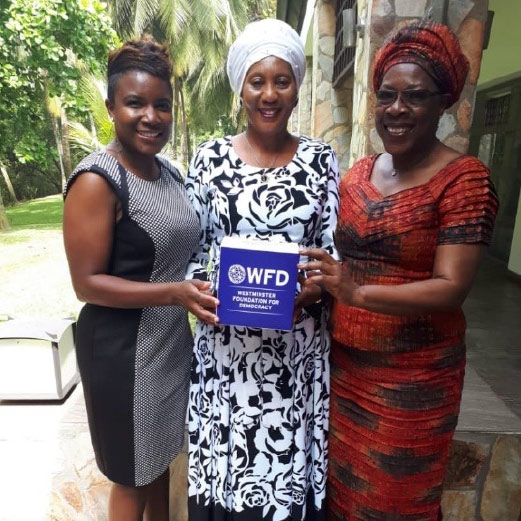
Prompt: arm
<box><xmin>63</xmin><ymin>172</ymin><xmax>218</xmax><ymax>322</ymax></box>
<box><xmin>294</xmin><ymin>148</ymin><xmax>340</xmax><ymax>317</ymax></box>
<box><xmin>301</xmin><ymin>158</ymin><xmax>498</xmax><ymax>316</ymax></box>
<box><xmin>299</xmin><ymin>244</ymin><xmax>484</xmax><ymax>316</ymax></box>
<box><xmin>355</xmin><ymin>243</ymin><xmax>484</xmax><ymax>314</ymax></box>
<box><xmin>185</xmin><ymin>149</ymin><xmax>212</xmax><ymax>280</ymax></box>
<box><xmin>317</xmin><ymin>148</ymin><xmax>340</xmax><ymax>256</ymax></box>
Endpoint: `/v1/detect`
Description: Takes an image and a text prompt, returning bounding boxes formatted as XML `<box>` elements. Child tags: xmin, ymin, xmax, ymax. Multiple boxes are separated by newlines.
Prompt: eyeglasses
<box><xmin>375</xmin><ymin>89</ymin><xmax>442</xmax><ymax>107</ymax></box>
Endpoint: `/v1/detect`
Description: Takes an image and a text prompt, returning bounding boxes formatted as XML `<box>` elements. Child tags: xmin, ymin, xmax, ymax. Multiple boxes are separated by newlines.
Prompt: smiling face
<box><xmin>241</xmin><ymin>56</ymin><xmax>298</xmax><ymax>136</ymax></box>
<box><xmin>106</xmin><ymin>70</ymin><xmax>173</xmax><ymax>157</ymax></box>
<box><xmin>375</xmin><ymin>62</ymin><xmax>448</xmax><ymax>157</ymax></box>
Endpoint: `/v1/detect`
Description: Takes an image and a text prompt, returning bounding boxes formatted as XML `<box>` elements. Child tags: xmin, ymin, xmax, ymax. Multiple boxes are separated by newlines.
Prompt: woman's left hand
<box><xmin>298</xmin><ymin>248</ymin><xmax>359</xmax><ymax>307</ymax></box>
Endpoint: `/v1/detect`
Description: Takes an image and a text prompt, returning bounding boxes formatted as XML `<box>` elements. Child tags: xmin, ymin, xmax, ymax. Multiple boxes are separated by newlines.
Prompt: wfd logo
<box><xmin>228</xmin><ymin>264</ymin><xmax>289</xmax><ymax>286</ymax></box>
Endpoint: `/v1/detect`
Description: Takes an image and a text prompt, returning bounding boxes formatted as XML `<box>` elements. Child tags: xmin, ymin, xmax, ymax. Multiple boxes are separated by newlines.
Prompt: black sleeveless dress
<box><xmin>65</xmin><ymin>151</ymin><xmax>199</xmax><ymax>486</ymax></box>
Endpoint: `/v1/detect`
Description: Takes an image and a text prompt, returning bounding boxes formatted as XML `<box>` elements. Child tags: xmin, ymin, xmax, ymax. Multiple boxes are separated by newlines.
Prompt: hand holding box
<box><xmin>217</xmin><ymin>237</ymin><xmax>299</xmax><ymax>331</ymax></box>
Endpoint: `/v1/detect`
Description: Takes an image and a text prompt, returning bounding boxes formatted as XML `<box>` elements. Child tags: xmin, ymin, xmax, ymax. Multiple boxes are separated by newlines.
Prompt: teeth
<box><xmin>138</xmin><ymin>131</ymin><xmax>160</xmax><ymax>138</ymax></box>
<box><xmin>387</xmin><ymin>127</ymin><xmax>409</xmax><ymax>135</ymax></box>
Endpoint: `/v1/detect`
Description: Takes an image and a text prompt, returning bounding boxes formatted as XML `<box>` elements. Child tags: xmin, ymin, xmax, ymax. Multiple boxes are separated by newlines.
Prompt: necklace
<box><xmin>391</xmin><ymin>143</ymin><xmax>439</xmax><ymax>178</ymax></box>
<box><xmin>244</xmin><ymin>132</ymin><xmax>280</xmax><ymax>169</ymax></box>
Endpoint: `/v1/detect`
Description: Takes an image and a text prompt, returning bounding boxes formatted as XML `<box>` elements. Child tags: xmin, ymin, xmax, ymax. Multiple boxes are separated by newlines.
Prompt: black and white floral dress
<box><xmin>185</xmin><ymin>136</ymin><xmax>339</xmax><ymax>521</ymax></box>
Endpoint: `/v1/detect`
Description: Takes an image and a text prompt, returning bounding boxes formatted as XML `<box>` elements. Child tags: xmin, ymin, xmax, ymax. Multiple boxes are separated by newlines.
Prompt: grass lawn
<box><xmin>0</xmin><ymin>194</ymin><xmax>197</xmax><ymax>328</ymax></box>
<box><xmin>5</xmin><ymin>195</ymin><xmax>63</xmax><ymax>229</ymax></box>
<box><xmin>1</xmin><ymin>194</ymin><xmax>82</xmax><ymax>319</ymax></box>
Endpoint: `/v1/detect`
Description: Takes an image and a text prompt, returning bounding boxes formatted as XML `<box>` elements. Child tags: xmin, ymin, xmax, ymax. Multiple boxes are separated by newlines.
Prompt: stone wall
<box><xmin>292</xmin><ymin>56</ymin><xmax>314</xmax><ymax>137</ymax></box>
<box><xmin>442</xmin><ymin>434</ymin><xmax>521</xmax><ymax>521</ymax></box>
<box><xmin>347</xmin><ymin>0</ymin><xmax>371</xmax><ymax>166</ymax></box>
<box><xmin>311</xmin><ymin>0</ymin><xmax>353</xmax><ymax>172</ymax></box>
<box><xmin>350</xmin><ymin>0</ymin><xmax>490</xmax><ymax>166</ymax></box>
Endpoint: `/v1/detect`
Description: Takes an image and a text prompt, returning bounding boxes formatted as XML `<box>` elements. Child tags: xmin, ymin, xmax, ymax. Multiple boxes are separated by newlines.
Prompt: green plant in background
<box><xmin>0</xmin><ymin>0</ymin><xmax>276</xmax><ymax>229</ymax></box>
<box><xmin>105</xmin><ymin>0</ymin><xmax>276</xmax><ymax>166</ymax></box>
<box><xmin>0</xmin><ymin>0</ymin><xmax>117</xmax><ymax>229</ymax></box>
<box><xmin>67</xmin><ymin>74</ymin><xmax>115</xmax><ymax>154</ymax></box>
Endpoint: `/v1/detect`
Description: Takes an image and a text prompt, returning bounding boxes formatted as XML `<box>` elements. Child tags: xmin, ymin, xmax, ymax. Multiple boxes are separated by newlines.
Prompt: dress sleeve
<box><xmin>317</xmin><ymin>147</ymin><xmax>340</xmax><ymax>257</ymax></box>
<box><xmin>437</xmin><ymin>160</ymin><xmax>498</xmax><ymax>246</ymax></box>
<box><xmin>185</xmin><ymin>148</ymin><xmax>212</xmax><ymax>280</ymax></box>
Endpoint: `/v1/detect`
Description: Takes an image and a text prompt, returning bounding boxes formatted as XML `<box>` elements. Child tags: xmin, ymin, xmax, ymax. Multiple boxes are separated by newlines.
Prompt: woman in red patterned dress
<box><xmin>300</xmin><ymin>22</ymin><xmax>498</xmax><ymax>520</ymax></box>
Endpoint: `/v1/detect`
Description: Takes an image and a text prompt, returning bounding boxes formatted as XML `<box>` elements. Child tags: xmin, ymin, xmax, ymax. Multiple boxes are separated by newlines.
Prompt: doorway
<box><xmin>469</xmin><ymin>76</ymin><xmax>521</xmax><ymax>262</ymax></box>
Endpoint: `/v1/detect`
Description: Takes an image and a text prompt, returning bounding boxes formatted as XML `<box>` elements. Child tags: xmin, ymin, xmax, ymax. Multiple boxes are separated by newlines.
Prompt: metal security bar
<box><xmin>333</xmin><ymin>0</ymin><xmax>357</xmax><ymax>87</ymax></box>
<box><xmin>485</xmin><ymin>93</ymin><xmax>511</xmax><ymax>127</ymax></box>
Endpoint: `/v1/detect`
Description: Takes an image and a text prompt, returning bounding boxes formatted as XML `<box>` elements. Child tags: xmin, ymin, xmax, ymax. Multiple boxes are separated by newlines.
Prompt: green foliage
<box><xmin>0</xmin><ymin>0</ymin><xmax>115</xmax><ymax>111</ymax></box>
<box><xmin>106</xmin><ymin>0</ymin><xmax>276</xmax><ymax>162</ymax></box>
<box><xmin>0</xmin><ymin>0</ymin><xmax>117</xmax><ymax>200</ymax></box>
<box><xmin>67</xmin><ymin>74</ymin><xmax>115</xmax><ymax>155</ymax></box>
<box><xmin>183</xmin><ymin>0</ymin><xmax>276</xmax><ymax>132</ymax></box>
<box><xmin>14</xmin><ymin>132</ymin><xmax>59</xmax><ymax>169</ymax></box>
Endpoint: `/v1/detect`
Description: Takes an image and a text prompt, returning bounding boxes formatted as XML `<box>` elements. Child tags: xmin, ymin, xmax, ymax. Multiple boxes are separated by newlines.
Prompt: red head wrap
<box><xmin>373</xmin><ymin>21</ymin><xmax>470</xmax><ymax>107</ymax></box>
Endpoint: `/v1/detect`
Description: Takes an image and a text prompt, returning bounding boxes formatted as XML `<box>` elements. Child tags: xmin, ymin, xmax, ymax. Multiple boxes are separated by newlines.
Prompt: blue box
<box><xmin>217</xmin><ymin>237</ymin><xmax>299</xmax><ymax>331</ymax></box>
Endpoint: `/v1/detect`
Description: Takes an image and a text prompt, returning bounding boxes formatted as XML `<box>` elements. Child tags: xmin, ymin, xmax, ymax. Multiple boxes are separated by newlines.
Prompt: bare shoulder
<box><xmin>66</xmin><ymin>171</ymin><xmax>117</xmax><ymax>201</ymax></box>
<box><xmin>439</xmin><ymin>142</ymin><xmax>463</xmax><ymax>165</ymax></box>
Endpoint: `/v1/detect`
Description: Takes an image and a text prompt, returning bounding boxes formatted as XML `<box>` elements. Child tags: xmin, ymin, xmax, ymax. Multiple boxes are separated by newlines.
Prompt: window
<box><xmin>485</xmin><ymin>93</ymin><xmax>511</xmax><ymax>127</ymax></box>
<box><xmin>333</xmin><ymin>0</ymin><xmax>357</xmax><ymax>87</ymax></box>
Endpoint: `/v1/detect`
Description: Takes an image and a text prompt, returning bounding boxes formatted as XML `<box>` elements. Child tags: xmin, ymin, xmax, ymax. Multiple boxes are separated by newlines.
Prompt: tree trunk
<box><xmin>178</xmin><ymin>82</ymin><xmax>190</xmax><ymax>165</ymax></box>
<box><xmin>50</xmin><ymin>111</ymin><xmax>67</xmax><ymax>191</ymax></box>
<box><xmin>60</xmin><ymin>108</ymin><xmax>73</xmax><ymax>188</ymax></box>
<box><xmin>172</xmin><ymin>77</ymin><xmax>180</xmax><ymax>158</ymax></box>
<box><xmin>89</xmin><ymin>113</ymin><xmax>100</xmax><ymax>150</ymax></box>
<box><xmin>0</xmin><ymin>190</ymin><xmax>10</xmax><ymax>231</ymax></box>
<box><xmin>186</xmin><ymin>123</ymin><xmax>192</xmax><ymax>163</ymax></box>
<box><xmin>0</xmin><ymin>164</ymin><xmax>18</xmax><ymax>203</ymax></box>
<box><xmin>44</xmin><ymin>84</ymin><xmax>68</xmax><ymax>190</ymax></box>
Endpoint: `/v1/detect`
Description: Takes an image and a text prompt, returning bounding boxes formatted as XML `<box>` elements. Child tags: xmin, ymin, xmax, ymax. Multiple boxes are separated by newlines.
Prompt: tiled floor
<box><xmin>464</xmin><ymin>255</ymin><xmax>521</xmax><ymax>421</ymax></box>
<box><xmin>0</xmin><ymin>254</ymin><xmax>519</xmax><ymax>520</ymax></box>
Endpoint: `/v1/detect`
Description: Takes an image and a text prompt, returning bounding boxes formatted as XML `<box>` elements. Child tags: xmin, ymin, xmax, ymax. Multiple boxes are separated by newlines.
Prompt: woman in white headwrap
<box><xmin>185</xmin><ymin>19</ymin><xmax>339</xmax><ymax>521</ymax></box>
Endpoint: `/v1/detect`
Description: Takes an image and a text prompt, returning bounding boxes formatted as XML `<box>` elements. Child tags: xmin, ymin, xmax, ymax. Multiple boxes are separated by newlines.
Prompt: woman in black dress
<box><xmin>63</xmin><ymin>36</ymin><xmax>218</xmax><ymax>521</ymax></box>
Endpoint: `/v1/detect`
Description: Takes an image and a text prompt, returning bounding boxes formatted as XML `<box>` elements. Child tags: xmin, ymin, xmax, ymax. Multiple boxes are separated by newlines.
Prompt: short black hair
<box><xmin>107</xmin><ymin>35</ymin><xmax>173</xmax><ymax>101</ymax></box>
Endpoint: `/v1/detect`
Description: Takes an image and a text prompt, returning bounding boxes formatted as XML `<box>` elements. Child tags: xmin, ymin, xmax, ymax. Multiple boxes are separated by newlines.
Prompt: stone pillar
<box><xmin>290</xmin><ymin>57</ymin><xmax>313</xmax><ymax>136</ymax></box>
<box><xmin>349</xmin><ymin>0</ymin><xmax>373</xmax><ymax>166</ymax></box>
<box><xmin>312</xmin><ymin>0</ymin><xmax>353</xmax><ymax>172</ymax></box>
<box><xmin>297</xmin><ymin>56</ymin><xmax>313</xmax><ymax>137</ymax></box>
<box><xmin>350</xmin><ymin>0</ymin><xmax>490</xmax><ymax>166</ymax></box>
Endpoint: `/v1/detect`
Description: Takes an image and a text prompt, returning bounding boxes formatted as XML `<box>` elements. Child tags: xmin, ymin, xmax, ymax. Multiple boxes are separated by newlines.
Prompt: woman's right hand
<box><xmin>64</xmin><ymin>173</ymin><xmax>219</xmax><ymax>320</ymax></box>
<box><xmin>173</xmin><ymin>280</ymin><xmax>219</xmax><ymax>324</ymax></box>
<box><xmin>299</xmin><ymin>248</ymin><xmax>360</xmax><ymax>307</ymax></box>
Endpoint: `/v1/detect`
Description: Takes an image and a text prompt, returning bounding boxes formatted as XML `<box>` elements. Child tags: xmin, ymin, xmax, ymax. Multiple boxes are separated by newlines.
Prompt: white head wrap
<box><xmin>226</xmin><ymin>18</ymin><xmax>306</xmax><ymax>95</ymax></box>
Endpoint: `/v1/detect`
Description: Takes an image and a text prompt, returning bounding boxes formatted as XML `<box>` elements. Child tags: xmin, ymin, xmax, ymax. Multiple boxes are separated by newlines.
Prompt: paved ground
<box><xmin>0</xmin><ymin>254</ymin><xmax>520</xmax><ymax>520</ymax></box>
<box><xmin>464</xmin><ymin>255</ymin><xmax>521</xmax><ymax>419</ymax></box>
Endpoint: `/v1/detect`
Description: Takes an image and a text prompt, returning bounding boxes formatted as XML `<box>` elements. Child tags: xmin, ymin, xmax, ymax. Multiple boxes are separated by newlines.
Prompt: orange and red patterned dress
<box><xmin>328</xmin><ymin>155</ymin><xmax>498</xmax><ymax>520</ymax></box>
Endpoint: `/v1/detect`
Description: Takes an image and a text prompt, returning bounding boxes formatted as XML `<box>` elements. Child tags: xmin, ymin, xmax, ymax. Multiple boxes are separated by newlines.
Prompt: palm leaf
<box><xmin>67</xmin><ymin>121</ymin><xmax>106</xmax><ymax>154</ymax></box>
<box><xmin>133</xmin><ymin>0</ymin><xmax>160</xmax><ymax>35</ymax></box>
